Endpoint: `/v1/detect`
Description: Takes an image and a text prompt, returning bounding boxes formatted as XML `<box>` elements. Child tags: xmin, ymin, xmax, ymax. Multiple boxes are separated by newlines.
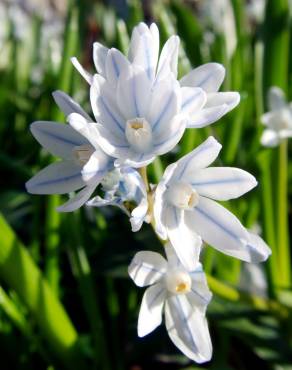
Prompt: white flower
<box><xmin>25</xmin><ymin>91</ymin><xmax>114</xmax><ymax>212</ymax></box>
<box><xmin>261</xmin><ymin>86</ymin><xmax>292</xmax><ymax>147</ymax></box>
<box><xmin>87</xmin><ymin>167</ymin><xmax>148</xmax><ymax>232</ymax></box>
<box><xmin>128</xmin><ymin>243</ymin><xmax>212</xmax><ymax>363</ymax></box>
<box><xmin>89</xmin><ymin>66</ymin><xmax>191</xmax><ymax>168</ymax></box>
<box><xmin>198</xmin><ymin>0</ymin><xmax>237</xmax><ymax>59</ymax></box>
<box><xmin>154</xmin><ymin>136</ymin><xmax>271</xmax><ymax>270</ymax></box>
<box><xmin>180</xmin><ymin>63</ymin><xmax>240</xmax><ymax>128</ymax></box>
<box><xmin>71</xmin><ymin>22</ymin><xmax>179</xmax><ymax>86</ymax></box>
<box><xmin>73</xmin><ymin>22</ymin><xmax>239</xmax><ymax>129</ymax></box>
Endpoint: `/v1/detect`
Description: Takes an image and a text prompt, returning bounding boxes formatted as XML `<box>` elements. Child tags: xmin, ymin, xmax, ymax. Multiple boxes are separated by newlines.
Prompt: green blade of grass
<box><xmin>0</xmin><ymin>213</ymin><xmax>85</xmax><ymax>368</ymax></box>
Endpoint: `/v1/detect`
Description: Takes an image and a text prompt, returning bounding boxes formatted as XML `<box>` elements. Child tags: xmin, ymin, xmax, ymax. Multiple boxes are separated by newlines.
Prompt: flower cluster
<box><xmin>26</xmin><ymin>22</ymin><xmax>271</xmax><ymax>363</ymax></box>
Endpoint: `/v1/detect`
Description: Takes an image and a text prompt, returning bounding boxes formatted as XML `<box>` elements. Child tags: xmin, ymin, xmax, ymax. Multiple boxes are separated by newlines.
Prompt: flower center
<box><xmin>125</xmin><ymin>117</ymin><xmax>153</xmax><ymax>153</ymax></box>
<box><xmin>165</xmin><ymin>270</ymin><xmax>192</xmax><ymax>295</ymax></box>
<box><xmin>72</xmin><ymin>144</ymin><xmax>95</xmax><ymax>166</ymax></box>
<box><xmin>166</xmin><ymin>181</ymin><xmax>199</xmax><ymax>210</ymax></box>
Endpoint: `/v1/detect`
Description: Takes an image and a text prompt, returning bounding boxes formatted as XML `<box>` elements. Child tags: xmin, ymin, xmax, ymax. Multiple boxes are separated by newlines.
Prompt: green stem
<box><xmin>277</xmin><ymin>140</ymin><xmax>290</xmax><ymax>287</ymax></box>
<box><xmin>258</xmin><ymin>151</ymin><xmax>279</xmax><ymax>289</ymax></box>
<box><xmin>0</xmin><ymin>213</ymin><xmax>85</xmax><ymax>368</ymax></box>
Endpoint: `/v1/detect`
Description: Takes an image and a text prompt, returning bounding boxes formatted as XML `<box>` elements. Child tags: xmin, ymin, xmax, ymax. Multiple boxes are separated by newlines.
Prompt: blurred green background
<box><xmin>0</xmin><ymin>0</ymin><xmax>292</xmax><ymax>369</ymax></box>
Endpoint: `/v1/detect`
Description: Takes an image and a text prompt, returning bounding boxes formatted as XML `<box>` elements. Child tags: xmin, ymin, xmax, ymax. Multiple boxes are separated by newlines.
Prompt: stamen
<box><xmin>165</xmin><ymin>269</ymin><xmax>192</xmax><ymax>295</ymax></box>
<box><xmin>73</xmin><ymin>144</ymin><xmax>94</xmax><ymax>166</ymax></box>
<box><xmin>125</xmin><ymin>117</ymin><xmax>153</xmax><ymax>153</ymax></box>
<box><xmin>166</xmin><ymin>181</ymin><xmax>199</xmax><ymax>210</ymax></box>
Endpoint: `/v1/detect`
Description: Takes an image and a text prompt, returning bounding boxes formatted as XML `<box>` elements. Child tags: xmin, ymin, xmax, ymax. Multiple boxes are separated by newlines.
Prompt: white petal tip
<box><xmin>244</xmin><ymin>233</ymin><xmax>272</xmax><ymax>263</ymax></box>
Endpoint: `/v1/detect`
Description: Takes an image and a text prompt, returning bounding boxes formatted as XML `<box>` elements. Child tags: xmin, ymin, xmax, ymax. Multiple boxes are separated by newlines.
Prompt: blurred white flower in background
<box><xmin>197</xmin><ymin>0</ymin><xmax>237</xmax><ymax>60</ymax></box>
<box><xmin>261</xmin><ymin>87</ymin><xmax>292</xmax><ymax>147</ymax></box>
<box><xmin>246</xmin><ymin>0</ymin><xmax>266</xmax><ymax>24</ymax></box>
<box><xmin>0</xmin><ymin>0</ymin><xmax>66</xmax><ymax>77</ymax></box>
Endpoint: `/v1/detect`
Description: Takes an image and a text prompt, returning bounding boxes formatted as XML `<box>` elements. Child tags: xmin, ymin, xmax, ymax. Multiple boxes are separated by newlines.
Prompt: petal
<box><xmin>153</xmin><ymin>183</ymin><xmax>169</xmax><ymax>240</ymax></box>
<box><xmin>245</xmin><ymin>232</ymin><xmax>271</xmax><ymax>262</ymax></box>
<box><xmin>105</xmin><ymin>48</ymin><xmax>130</xmax><ymax>86</ymax></box>
<box><xmin>68</xmin><ymin>113</ymin><xmax>100</xmax><ymax>148</ymax></box>
<box><xmin>71</xmin><ymin>57</ymin><xmax>93</xmax><ymax>84</ymax></box>
<box><xmin>154</xmin><ymin>114</ymin><xmax>187</xmax><ymax>156</ymax></box>
<box><xmin>114</xmin><ymin>152</ymin><xmax>156</xmax><ymax>169</ymax></box>
<box><xmin>180</xmin><ymin>63</ymin><xmax>225</xmax><ymax>92</ymax></box>
<box><xmin>128</xmin><ymin>251</ymin><xmax>167</xmax><ymax>287</ymax></box>
<box><xmin>117</xmin><ymin>64</ymin><xmax>152</xmax><ymax>119</ymax></box>
<box><xmin>57</xmin><ymin>183</ymin><xmax>97</xmax><ymax>212</ymax></box>
<box><xmin>173</xmin><ymin>136</ymin><xmax>222</xmax><ymax>180</ymax></box>
<box><xmin>187</xmin><ymin>105</ymin><xmax>229</xmax><ymax>128</ymax></box>
<box><xmin>187</xmin><ymin>92</ymin><xmax>240</xmax><ymax>128</ymax></box>
<box><xmin>130</xmin><ymin>197</ymin><xmax>148</xmax><ymax>232</ymax></box>
<box><xmin>52</xmin><ymin>90</ymin><xmax>92</xmax><ymax>121</ymax></box>
<box><xmin>128</xmin><ymin>22</ymin><xmax>150</xmax><ymax>62</ymax></box>
<box><xmin>128</xmin><ymin>22</ymin><xmax>148</xmax><ymax>63</ymax></box>
<box><xmin>189</xmin><ymin>167</ymin><xmax>257</xmax><ymax>201</ymax></box>
<box><xmin>165</xmin><ymin>295</ymin><xmax>212</xmax><ymax>363</ymax></box>
<box><xmin>87</xmin><ymin>195</ymin><xmax>130</xmax><ymax>215</ymax></box>
<box><xmin>81</xmin><ymin>150</ymin><xmax>111</xmax><ymax>183</ymax></box>
<box><xmin>188</xmin><ymin>263</ymin><xmax>212</xmax><ymax>314</ymax></box>
<box><xmin>185</xmin><ymin>197</ymin><xmax>266</xmax><ymax>263</ymax></box>
<box><xmin>260</xmin><ymin>129</ymin><xmax>279</xmax><ymax>147</ymax></box>
<box><xmin>138</xmin><ymin>282</ymin><xmax>166</xmax><ymax>337</ymax></box>
<box><xmin>90</xmin><ymin>74</ymin><xmax>126</xmax><ymax>135</ymax></box>
<box><xmin>148</xmin><ymin>77</ymin><xmax>181</xmax><ymax>135</ymax></box>
<box><xmin>205</xmin><ymin>92</ymin><xmax>240</xmax><ymax>110</ymax></box>
<box><xmin>25</xmin><ymin>160</ymin><xmax>84</xmax><ymax>195</ymax></box>
<box><xmin>30</xmin><ymin>121</ymin><xmax>87</xmax><ymax>159</ymax></box>
<box><xmin>165</xmin><ymin>206</ymin><xmax>202</xmax><ymax>271</ymax></box>
<box><xmin>156</xmin><ymin>35</ymin><xmax>180</xmax><ymax>81</ymax></box>
<box><xmin>268</xmin><ymin>86</ymin><xmax>286</xmax><ymax>111</ymax></box>
<box><xmin>93</xmin><ymin>42</ymin><xmax>108</xmax><ymax>76</ymax></box>
<box><xmin>92</xmin><ymin>123</ymin><xmax>129</xmax><ymax>159</ymax></box>
<box><xmin>181</xmin><ymin>87</ymin><xmax>207</xmax><ymax>116</ymax></box>
<box><xmin>131</xmin><ymin>24</ymin><xmax>159</xmax><ymax>81</ymax></box>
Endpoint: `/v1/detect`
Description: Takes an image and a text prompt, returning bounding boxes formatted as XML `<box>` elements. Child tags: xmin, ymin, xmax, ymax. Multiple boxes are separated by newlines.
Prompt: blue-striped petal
<box><xmin>117</xmin><ymin>64</ymin><xmax>152</xmax><ymax>120</ymax></box>
<box><xmin>180</xmin><ymin>63</ymin><xmax>225</xmax><ymax>93</ymax></box>
<box><xmin>128</xmin><ymin>251</ymin><xmax>167</xmax><ymax>287</ymax></box>
<box><xmin>105</xmin><ymin>48</ymin><xmax>130</xmax><ymax>86</ymax></box>
<box><xmin>30</xmin><ymin>121</ymin><xmax>87</xmax><ymax>160</ymax></box>
<box><xmin>52</xmin><ymin>90</ymin><xmax>92</xmax><ymax>121</ymax></box>
<box><xmin>90</xmin><ymin>74</ymin><xmax>126</xmax><ymax>134</ymax></box>
<box><xmin>189</xmin><ymin>167</ymin><xmax>257</xmax><ymax>201</ymax></box>
<box><xmin>26</xmin><ymin>160</ymin><xmax>84</xmax><ymax>195</ymax></box>
<box><xmin>57</xmin><ymin>182</ymin><xmax>97</xmax><ymax>212</ymax></box>
<box><xmin>165</xmin><ymin>295</ymin><xmax>212</xmax><ymax>363</ymax></box>
<box><xmin>185</xmin><ymin>196</ymin><xmax>267</xmax><ymax>263</ymax></box>
<box><xmin>138</xmin><ymin>282</ymin><xmax>166</xmax><ymax>337</ymax></box>
<box><xmin>165</xmin><ymin>206</ymin><xmax>201</xmax><ymax>271</ymax></box>
<box><xmin>173</xmin><ymin>136</ymin><xmax>222</xmax><ymax>181</ymax></box>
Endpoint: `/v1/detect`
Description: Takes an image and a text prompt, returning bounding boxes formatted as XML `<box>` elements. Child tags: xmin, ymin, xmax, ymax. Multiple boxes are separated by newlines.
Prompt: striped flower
<box><xmin>128</xmin><ymin>243</ymin><xmax>212</xmax><ymax>363</ymax></box>
<box><xmin>154</xmin><ymin>136</ymin><xmax>271</xmax><ymax>270</ymax></box>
